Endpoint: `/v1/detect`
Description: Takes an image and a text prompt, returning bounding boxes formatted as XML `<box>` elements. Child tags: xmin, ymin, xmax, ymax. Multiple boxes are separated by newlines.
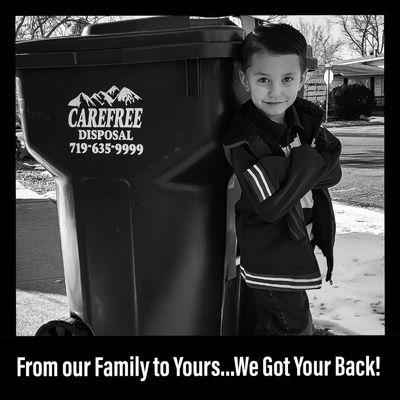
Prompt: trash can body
<box><xmin>16</xmin><ymin>16</ymin><xmax>245</xmax><ymax>335</ymax></box>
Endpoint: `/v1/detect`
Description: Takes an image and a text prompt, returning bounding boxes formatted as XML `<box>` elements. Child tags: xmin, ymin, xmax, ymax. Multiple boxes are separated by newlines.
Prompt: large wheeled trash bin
<box><xmin>16</xmin><ymin>16</ymin><xmax>247</xmax><ymax>335</ymax></box>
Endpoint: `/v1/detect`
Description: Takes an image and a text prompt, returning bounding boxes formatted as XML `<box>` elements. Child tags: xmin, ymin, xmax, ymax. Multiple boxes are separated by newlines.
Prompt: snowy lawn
<box><xmin>311</xmin><ymin>202</ymin><xmax>384</xmax><ymax>335</ymax></box>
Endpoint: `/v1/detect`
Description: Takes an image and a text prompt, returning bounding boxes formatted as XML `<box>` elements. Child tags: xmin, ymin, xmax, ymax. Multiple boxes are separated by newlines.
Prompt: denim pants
<box><xmin>241</xmin><ymin>286</ymin><xmax>314</xmax><ymax>336</ymax></box>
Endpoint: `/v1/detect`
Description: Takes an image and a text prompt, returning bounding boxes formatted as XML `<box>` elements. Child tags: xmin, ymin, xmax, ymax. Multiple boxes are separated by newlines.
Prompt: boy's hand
<box><xmin>314</xmin><ymin>126</ymin><xmax>340</xmax><ymax>153</ymax></box>
<box><xmin>289</xmin><ymin>143</ymin><xmax>325</xmax><ymax>168</ymax></box>
<box><xmin>309</xmin><ymin>127</ymin><xmax>342</xmax><ymax>189</ymax></box>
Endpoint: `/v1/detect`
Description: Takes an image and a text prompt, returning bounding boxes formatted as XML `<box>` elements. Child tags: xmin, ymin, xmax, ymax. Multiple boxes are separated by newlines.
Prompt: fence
<box><xmin>304</xmin><ymin>82</ymin><xmax>326</xmax><ymax>104</ymax></box>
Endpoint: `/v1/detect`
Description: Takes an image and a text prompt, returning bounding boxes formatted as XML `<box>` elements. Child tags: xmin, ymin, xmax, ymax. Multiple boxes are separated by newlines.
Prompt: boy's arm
<box><xmin>232</xmin><ymin>144</ymin><xmax>325</xmax><ymax>223</ymax></box>
<box><xmin>312</xmin><ymin>126</ymin><xmax>342</xmax><ymax>189</ymax></box>
<box><xmin>233</xmin><ymin>126</ymin><xmax>341</xmax><ymax>193</ymax></box>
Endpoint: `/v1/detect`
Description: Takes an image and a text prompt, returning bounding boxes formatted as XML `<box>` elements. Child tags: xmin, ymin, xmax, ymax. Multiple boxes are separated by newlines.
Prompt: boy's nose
<box><xmin>268</xmin><ymin>83</ymin><xmax>282</xmax><ymax>98</ymax></box>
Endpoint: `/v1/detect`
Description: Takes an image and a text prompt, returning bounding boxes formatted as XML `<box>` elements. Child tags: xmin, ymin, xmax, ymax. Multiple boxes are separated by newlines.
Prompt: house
<box><xmin>304</xmin><ymin>54</ymin><xmax>384</xmax><ymax>109</ymax></box>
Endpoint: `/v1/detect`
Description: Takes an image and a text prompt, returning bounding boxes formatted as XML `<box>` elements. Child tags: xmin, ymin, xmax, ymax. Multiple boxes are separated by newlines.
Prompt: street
<box><xmin>329</xmin><ymin>124</ymin><xmax>384</xmax><ymax>209</ymax></box>
<box><xmin>331</xmin><ymin>125</ymin><xmax>384</xmax><ymax>169</ymax></box>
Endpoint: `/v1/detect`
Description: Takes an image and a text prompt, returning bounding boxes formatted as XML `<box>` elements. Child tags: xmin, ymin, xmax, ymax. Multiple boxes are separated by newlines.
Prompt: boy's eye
<box><xmin>258</xmin><ymin>77</ymin><xmax>269</xmax><ymax>84</ymax></box>
<box><xmin>283</xmin><ymin>77</ymin><xmax>294</xmax><ymax>83</ymax></box>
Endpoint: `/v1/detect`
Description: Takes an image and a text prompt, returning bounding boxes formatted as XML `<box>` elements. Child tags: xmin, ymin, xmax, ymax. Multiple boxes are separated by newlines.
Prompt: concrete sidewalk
<box><xmin>16</xmin><ymin>182</ymin><xmax>68</xmax><ymax>336</ymax></box>
<box><xmin>15</xmin><ymin>180</ymin><xmax>384</xmax><ymax>336</ymax></box>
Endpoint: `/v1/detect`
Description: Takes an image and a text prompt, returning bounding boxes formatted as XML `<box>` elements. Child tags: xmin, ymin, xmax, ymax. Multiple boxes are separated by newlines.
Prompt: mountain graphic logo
<box><xmin>68</xmin><ymin>86</ymin><xmax>142</xmax><ymax>107</ymax></box>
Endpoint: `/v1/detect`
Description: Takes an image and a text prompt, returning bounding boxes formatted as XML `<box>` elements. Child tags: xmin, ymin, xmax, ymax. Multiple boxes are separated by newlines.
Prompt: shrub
<box><xmin>16</xmin><ymin>135</ymin><xmax>22</xmax><ymax>161</ymax></box>
<box><xmin>329</xmin><ymin>83</ymin><xmax>375</xmax><ymax>120</ymax></box>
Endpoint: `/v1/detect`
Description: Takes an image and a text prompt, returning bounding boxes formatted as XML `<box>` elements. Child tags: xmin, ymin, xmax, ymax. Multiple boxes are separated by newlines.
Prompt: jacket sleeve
<box><xmin>312</xmin><ymin>126</ymin><xmax>342</xmax><ymax>189</ymax></box>
<box><xmin>231</xmin><ymin>144</ymin><xmax>325</xmax><ymax>223</ymax></box>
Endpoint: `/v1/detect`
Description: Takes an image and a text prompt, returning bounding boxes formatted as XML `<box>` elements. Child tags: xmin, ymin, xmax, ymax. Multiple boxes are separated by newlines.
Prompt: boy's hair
<box><xmin>241</xmin><ymin>23</ymin><xmax>308</xmax><ymax>73</ymax></box>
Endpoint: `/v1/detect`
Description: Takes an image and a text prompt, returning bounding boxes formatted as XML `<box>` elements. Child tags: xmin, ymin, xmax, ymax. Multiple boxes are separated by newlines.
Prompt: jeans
<box><xmin>241</xmin><ymin>287</ymin><xmax>314</xmax><ymax>336</ymax></box>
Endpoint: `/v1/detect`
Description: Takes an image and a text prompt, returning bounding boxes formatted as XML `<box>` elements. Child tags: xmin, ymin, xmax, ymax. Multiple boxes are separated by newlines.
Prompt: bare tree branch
<box><xmin>334</xmin><ymin>15</ymin><xmax>384</xmax><ymax>57</ymax></box>
<box><xmin>44</xmin><ymin>16</ymin><xmax>71</xmax><ymax>38</ymax></box>
<box><xmin>15</xmin><ymin>15</ymin><xmax>123</xmax><ymax>41</ymax></box>
<box><xmin>15</xmin><ymin>16</ymin><xmax>26</xmax><ymax>38</ymax></box>
<box><xmin>251</xmin><ymin>15</ymin><xmax>287</xmax><ymax>24</ymax></box>
<box><xmin>295</xmin><ymin>19</ymin><xmax>344</xmax><ymax>64</ymax></box>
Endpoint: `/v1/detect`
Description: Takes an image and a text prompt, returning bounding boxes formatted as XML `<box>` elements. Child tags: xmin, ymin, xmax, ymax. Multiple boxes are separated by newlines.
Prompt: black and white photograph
<box><xmin>15</xmin><ymin>15</ymin><xmax>384</xmax><ymax>341</ymax></box>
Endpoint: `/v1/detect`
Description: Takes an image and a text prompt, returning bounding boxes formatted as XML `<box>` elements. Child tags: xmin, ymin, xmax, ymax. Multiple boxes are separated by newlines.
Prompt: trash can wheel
<box><xmin>35</xmin><ymin>317</ymin><xmax>93</xmax><ymax>336</ymax></box>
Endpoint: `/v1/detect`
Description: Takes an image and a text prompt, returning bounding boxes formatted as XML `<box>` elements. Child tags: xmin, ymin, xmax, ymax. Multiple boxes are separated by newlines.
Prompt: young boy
<box><xmin>223</xmin><ymin>24</ymin><xmax>342</xmax><ymax>335</ymax></box>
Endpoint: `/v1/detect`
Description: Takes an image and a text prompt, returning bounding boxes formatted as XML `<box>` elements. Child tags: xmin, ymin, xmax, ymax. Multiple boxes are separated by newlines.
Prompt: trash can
<box><xmin>16</xmin><ymin>16</ymin><xmax>246</xmax><ymax>335</ymax></box>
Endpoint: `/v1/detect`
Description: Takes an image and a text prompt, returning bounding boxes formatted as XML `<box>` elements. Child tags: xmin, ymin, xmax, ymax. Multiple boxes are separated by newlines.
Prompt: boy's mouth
<box><xmin>264</xmin><ymin>101</ymin><xmax>286</xmax><ymax>106</ymax></box>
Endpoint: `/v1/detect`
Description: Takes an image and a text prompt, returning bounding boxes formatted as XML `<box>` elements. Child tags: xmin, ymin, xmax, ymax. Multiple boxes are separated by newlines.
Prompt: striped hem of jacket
<box><xmin>239</xmin><ymin>265</ymin><xmax>322</xmax><ymax>291</ymax></box>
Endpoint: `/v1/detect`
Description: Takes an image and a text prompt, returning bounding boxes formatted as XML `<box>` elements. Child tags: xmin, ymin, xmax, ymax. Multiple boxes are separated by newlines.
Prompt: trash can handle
<box><xmin>82</xmin><ymin>16</ymin><xmax>192</xmax><ymax>36</ymax></box>
<box><xmin>239</xmin><ymin>15</ymin><xmax>256</xmax><ymax>33</ymax></box>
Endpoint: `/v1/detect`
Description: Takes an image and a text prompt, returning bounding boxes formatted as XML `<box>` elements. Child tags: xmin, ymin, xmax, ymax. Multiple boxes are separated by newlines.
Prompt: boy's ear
<box><xmin>239</xmin><ymin>69</ymin><xmax>250</xmax><ymax>92</ymax></box>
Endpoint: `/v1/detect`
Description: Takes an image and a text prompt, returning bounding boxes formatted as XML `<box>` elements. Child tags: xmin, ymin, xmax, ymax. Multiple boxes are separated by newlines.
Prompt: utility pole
<box><xmin>324</xmin><ymin>62</ymin><xmax>333</xmax><ymax>123</ymax></box>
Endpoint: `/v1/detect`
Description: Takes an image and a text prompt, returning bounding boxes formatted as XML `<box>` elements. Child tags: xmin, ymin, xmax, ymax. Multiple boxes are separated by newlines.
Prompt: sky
<box><xmin>264</xmin><ymin>15</ymin><xmax>360</xmax><ymax>59</ymax></box>
<box><xmin>122</xmin><ymin>15</ymin><xmax>360</xmax><ymax>60</ymax></box>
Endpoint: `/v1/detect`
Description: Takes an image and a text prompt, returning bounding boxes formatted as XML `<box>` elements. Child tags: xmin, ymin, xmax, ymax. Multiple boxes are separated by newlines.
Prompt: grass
<box><xmin>330</xmin><ymin>167</ymin><xmax>384</xmax><ymax>210</ymax></box>
<box><xmin>323</xmin><ymin>114</ymin><xmax>384</xmax><ymax>129</ymax></box>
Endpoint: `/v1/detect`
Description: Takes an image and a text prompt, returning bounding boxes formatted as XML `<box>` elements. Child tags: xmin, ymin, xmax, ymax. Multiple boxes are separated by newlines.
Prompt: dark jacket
<box><xmin>222</xmin><ymin>98</ymin><xmax>342</xmax><ymax>290</ymax></box>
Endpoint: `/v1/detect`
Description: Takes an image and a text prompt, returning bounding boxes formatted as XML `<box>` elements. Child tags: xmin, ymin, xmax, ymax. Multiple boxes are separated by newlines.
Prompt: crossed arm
<box><xmin>232</xmin><ymin>128</ymin><xmax>342</xmax><ymax>223</ymax></box>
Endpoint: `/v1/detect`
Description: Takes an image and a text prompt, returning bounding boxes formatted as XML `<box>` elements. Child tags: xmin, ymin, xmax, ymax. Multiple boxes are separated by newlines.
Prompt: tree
<box><xmin>252</xmin><ymin>15</ymin><xmax>287</xmax><ymax>24</ymax></box>
<box><xmin>296</xmin><ymin>19</ymin><xmax>345</xmax><ymax>64</ymax></box>
<box><xmin>334</xmin><ymin>15</ymin><xmax>384</xmax><ymax>57</ymax></box>
<box><xmin>15</xmin><ymin>16</ymin><xmax>122</xmax><ymax>41</ymax></box>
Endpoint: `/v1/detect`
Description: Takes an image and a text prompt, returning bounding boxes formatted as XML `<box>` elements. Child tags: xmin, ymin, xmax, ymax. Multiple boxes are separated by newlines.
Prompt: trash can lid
<box><xmin>82</xmin><ymin>15</ymin><xmax>238</xmax><ymax>35</ymax></box>
<box><xmin>16</xmin><ymin>16</ymin><xmax>246</xmax><ymax>69</ymax></box>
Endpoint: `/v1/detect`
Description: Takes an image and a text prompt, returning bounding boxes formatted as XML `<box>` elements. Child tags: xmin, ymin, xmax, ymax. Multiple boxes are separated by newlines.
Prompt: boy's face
<box><xmin>239</xmin><ymin>50</ymin><xmax>306</xmax><ymax>124</ymax></box>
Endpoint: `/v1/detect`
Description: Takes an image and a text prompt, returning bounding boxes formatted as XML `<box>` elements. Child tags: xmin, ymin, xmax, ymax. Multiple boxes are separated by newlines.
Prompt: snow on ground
<box><xmin>311</xmin><ymin>202</ymin><xmax>384</xmax><ymax>335</ymax></box>
<box><xmin>333</xmin><ymin>202</ymin><xmax>384</xmax><ymax>236</ymax></box>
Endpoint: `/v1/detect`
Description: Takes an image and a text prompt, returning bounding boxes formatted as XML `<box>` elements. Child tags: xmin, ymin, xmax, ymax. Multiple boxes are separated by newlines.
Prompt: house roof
<box><xmin>310</xmin><ymin>60</ymin><xmax>384</xmax><ymax>78</ymax></box>
<box><xmin>332</xmin><ymin>63</ymin><xmax>384</xmax><ymax>77</ymax></box>
<box><xmin>335</xmin><ymin>53</ymin><xmax>384</xmax><ymax>65</ymax></box>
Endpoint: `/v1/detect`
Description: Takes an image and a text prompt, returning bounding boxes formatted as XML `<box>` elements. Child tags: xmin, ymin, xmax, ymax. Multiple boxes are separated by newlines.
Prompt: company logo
<box><xmin>68</xmin><ymin>85</ymin><xmax>143</xmax><ymax>129</ymax></box>
<box><xmin>68</xmin><ymin>85</ymin><xmax>142</xmax><ymax>108</ymax></box>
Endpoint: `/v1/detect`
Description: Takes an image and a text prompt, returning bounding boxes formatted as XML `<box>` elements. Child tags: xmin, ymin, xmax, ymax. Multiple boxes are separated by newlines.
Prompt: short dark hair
<box><xmin>241</xmin><ymin>23</ymin><xmax>308</xmax><ymax>73</ymax></box>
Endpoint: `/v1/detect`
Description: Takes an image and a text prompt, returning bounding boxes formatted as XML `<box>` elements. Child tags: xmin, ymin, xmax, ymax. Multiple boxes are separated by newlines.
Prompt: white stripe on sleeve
<box><xmin>247</xmin><ymin>168</ymin><xmax>267</xmax><ymax>200</ymax></box>
<box><xmin>253</xmin><ymin>164</ymin><xmax>272</xmax><ymax>197</ymax></box>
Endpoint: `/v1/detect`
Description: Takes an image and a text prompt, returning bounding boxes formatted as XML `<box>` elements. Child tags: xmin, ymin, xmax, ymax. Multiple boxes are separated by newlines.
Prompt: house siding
<box><xmin>303</xmin><ymin>54</ymin><xmax>384</xmax><ymax>107</ymax></box>
<box><xmin>304</xmin><ymin>69</ymin><xmax>384</xmax><ymax>108</ymax></box>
